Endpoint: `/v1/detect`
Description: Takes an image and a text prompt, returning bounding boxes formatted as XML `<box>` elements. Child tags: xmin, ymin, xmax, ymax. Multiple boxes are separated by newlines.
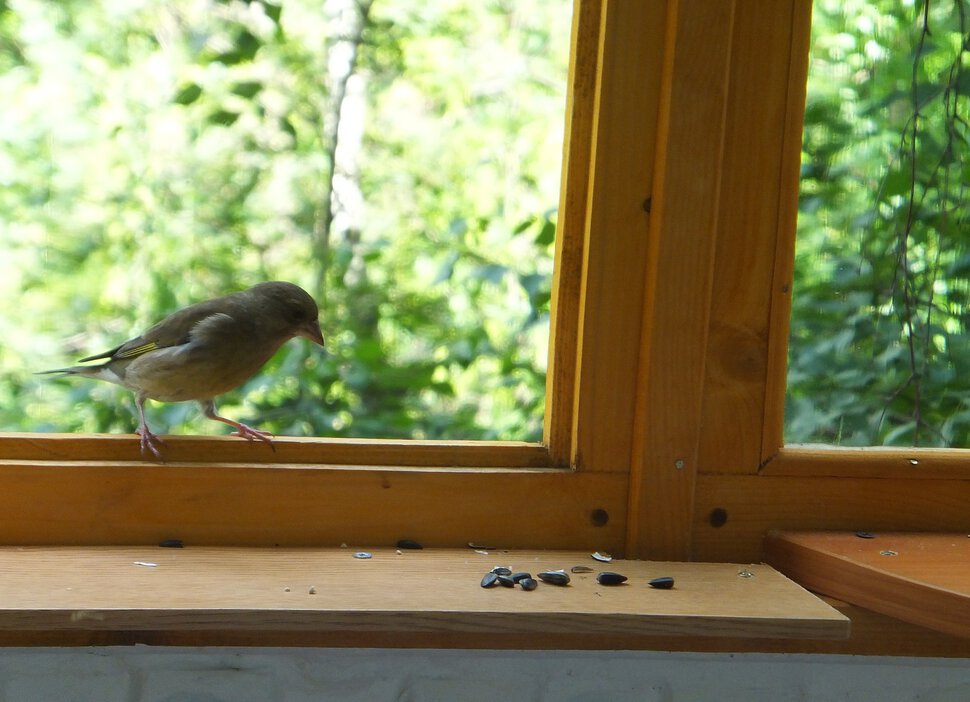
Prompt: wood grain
<box><xmin>765</xmin><ymin>531</ymin><xmax>970</xmax><ymax>640</ymax></box>
<box><xmin>570</xmin><ymin>0</ymin><xmax>666</xmax><ymax>474</ymax></box>
<box><xmin>627</xmin><ymin>0</ymin><xmax>736</xmax><ymax>560</ymax></box>
<box><xmin>694</xmin><ymin>0</ymin><xmax>816</xmax><ymax>475</ymax></box>
<box><xmin>0</xmin><ymin>547</ymin><xmax>847</xmax><ymax>640</ymax></box>
<box><xmin>693</xmin><ymin>474</ymin><xmax>970</xmax><ymax>563</ymax></box>
<box><xmin>0</xmin><ymin>461</ymin><xmax>627</xmax><ymax>551</ymax></box>
<box><xmin>764</xmin><ymin>446</ymin><xmax>970</xmax><ymax>480</ymax></box>
<box><xmin>761</xmin><ymin>0</ymin><xmax>814</xmax><ymax>457</ymax></box>
<box><xmin>0</xmin><ymin>433</ymin><xmax>552</xmax><ymax>467</ymax></box>
<box><xmin>0</xmin><ymin>598</ymin><xmax>963</xmax><ymax>657</ymax></box>
<box><xmin>544</xmin><ymin>0</ymin><xmax>601</xmax><ymax>465</ymax></box>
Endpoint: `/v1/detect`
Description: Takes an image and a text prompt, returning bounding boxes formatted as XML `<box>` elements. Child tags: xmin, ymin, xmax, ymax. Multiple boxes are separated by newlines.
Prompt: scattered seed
<box><xmin>497</xmin><ymin>575</ymin><xmax>516</xmax><ymax>588</ymax></box>
<box><xmin>353</xmin><ymin>551</ymin><xmax>373</xmax><ymax>559</ymax></box>
<box><xmin>649</xmin><ymin>576</ymin><xmax>675</xmax><ymax>589</ymax></box>
<box><xmin>592</xmin><ymin>551</ymin><xmax>613</xmax><ymax>563</ymax></box>
<box><xmin>491</xmin><ymin>566</ymin><xmax>512</xmax><ymax>576</ymax></box>
<box><xmin>510</xmin><ymin>572</ymin><xmax>532</xmax><ymax>583</ymax></box>
<box><xmin>468</xmin><ymin>542</ymin><xmax>496</xmax><ymax>550</ymax></box>
<box><xmin>481</xmin><ymin>572</ymin><xmax>500</xmax><ymax>588</ymax></box>
<box><xmin>397</xmin><ymin>539</ymin><xmax>423</xmax><ymax>550</ymax></box>
<box><xmin>519</xmin><ymin>577</ymin><xmax>538</xmax><ymax>591</ymax></box>
<box><xmin>855</xmin><ymin>531</ymin><xmax>876</xmax><ymax>539</ymax></box>
<box><xmin>308</xmin><ymin>586</ymin><xmax>317</xmax><ymax>595</ymax></box>
<box><xmin>880</xmin><ymin>550</ymin><xmax>898</xmax><ymax>556</ymax></box>
<box><xmin>538</xmin><ymin>570</ymin><xmax>571</xmax><ymax>586</ymax></box>
<box><xmin>133</xmin><ymin>561</ymin><xmax>157</xmax><ymax>568</ymax></box>
<box><xmin>158</xmin><ymin>539</ymin><xmax>184</xmax><ymax>548</ymax></box>
<box><xmin>737</xmin><ymin>569</ymin><xmax>755</xmax><ymax>578</ymax></box>
<box><xmin>570</xmin><ymin>565</ymin><xmax>594</xmax><ymax>574</ymax></box>
<box><xmin>596</xmin><ymin>571</ymin><xmax>627</xmax><ymax>585</ymax></box>
<box><xmin>284</xmin><ymin>587</ymin><xmax>291</xmax><ymax>592</ymax></box>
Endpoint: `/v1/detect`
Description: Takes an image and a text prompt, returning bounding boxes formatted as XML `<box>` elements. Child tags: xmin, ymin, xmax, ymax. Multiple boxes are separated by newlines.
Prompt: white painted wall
<box><xmin>0</xmin><ymin>649</ymin><xmax>967</xmax><ymax>701</ymax></box>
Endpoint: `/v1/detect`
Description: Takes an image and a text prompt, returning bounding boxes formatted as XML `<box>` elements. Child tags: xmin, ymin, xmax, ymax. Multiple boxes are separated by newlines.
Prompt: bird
<box><xmin>40</xmin><ymin>281</ymin><xmax>325</xmax><ymax>459</ymax></box>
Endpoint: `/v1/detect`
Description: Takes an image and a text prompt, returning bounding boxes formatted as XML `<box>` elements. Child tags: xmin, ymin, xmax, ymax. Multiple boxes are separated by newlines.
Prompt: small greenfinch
<box><xmin>41</xmin><ymin>281</ymin><xmax>325</xmax><ymax>459</ymax></box>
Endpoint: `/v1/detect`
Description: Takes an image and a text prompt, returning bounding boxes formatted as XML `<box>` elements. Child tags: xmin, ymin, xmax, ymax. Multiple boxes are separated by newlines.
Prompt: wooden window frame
<box><xmin>3</xmin><ymin>0</ymin><xmax>969</xmax><ymax>656</ymax></box>
<box><xmin>0</xmin><ymin>0</ymin><xmax>664</xmax><ymax>554</ymax></box>
<box><xmin>633</xmin><ymin>0</ymin><xmax>970</xmax><ymax>571</ymax></box>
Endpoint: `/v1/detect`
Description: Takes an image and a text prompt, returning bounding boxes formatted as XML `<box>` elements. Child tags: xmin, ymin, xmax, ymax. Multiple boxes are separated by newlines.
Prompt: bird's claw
<box><xmin>231</xmin><ymin>423</ymin><xmax>276</xmax><ymax>452</ymax></box>
<box><xmin>137</xmin><ymin>427</ymin><xmax>165</xmax><ymax>461</ymax></box>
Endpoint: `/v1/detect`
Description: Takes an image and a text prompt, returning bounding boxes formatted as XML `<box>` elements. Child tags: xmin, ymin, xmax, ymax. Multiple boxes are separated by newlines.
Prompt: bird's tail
<box><xmin>36</xmin><ymin>363</ymin><xmax>123</xmax><ymax>386</ymax></box>
<box><xmin>37</xmin><ymin>365</ymin><xmax>101</xmax><ymax>376</ymax></box>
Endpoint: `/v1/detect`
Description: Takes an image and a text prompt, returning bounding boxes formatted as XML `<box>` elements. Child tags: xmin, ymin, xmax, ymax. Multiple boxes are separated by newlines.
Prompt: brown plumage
<box><xmin>41</xmin><ymin>281</ymin><xmax>325</xmax><ymax>459</ymax></box>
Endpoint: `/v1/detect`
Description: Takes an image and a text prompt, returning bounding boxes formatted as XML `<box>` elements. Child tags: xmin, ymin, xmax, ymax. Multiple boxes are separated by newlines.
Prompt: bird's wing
<box><xmin>77</xmin><ymin>298</ymin><xmax>238</xmax><ymax>363</ymax></box>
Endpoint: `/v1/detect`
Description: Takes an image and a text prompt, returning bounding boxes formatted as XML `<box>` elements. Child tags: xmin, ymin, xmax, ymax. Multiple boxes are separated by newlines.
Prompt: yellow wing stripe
<box><xmin>116</xmin><ymin>341</ymin><xmax>159</xmax><ymax>358</ymax></box>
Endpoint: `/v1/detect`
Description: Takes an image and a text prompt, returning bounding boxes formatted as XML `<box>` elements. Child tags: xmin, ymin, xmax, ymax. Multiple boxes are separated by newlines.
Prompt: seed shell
<box><xmin>497</xmin><ymin>574</ymin><xmax>516</xmax><ymax>588</ymax></box>
<box><xmin>648</xmin><ymin>576</ymin><xmax>675</xmax><ymax>589</ymax></box>
<box><xmin>491</xmin><ymin>566</ymin><xmax>513</xmax><ymax>576</ymax></box>
<box><xmin>510</xmin><ymin>571</ymin><xmax>532</xmax><ymax>583</ymax></box>
<box><xmin>519</xmin><ymin>577</ymin><xmax>538</xmax><ymax>591</ymax></box>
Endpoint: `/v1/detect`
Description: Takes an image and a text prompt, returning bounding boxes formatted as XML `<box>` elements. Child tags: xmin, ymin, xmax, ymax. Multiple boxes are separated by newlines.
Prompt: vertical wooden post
<box><xmin>626</xmin><ymin>0</ymin><xmax>737</xmax><ymax>560</ymax></box>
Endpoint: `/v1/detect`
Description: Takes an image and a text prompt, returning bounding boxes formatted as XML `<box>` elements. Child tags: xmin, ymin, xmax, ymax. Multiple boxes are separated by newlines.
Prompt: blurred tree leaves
<box><xmin>787</xmin><ymin>0</ymin><xmax>970</xmax><ymax>447</ymax></box>
<box><xmin>0</xmin><ymin>0</ymin><xmax>569</xmax><ymax>442</ymax></box>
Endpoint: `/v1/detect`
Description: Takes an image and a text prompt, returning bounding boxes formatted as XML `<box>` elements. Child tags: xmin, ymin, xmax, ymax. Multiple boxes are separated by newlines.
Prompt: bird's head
<box><xmin>249</xmin><ymin>281</ymin><xmax>325</xmax><ymax>347</ymax></box>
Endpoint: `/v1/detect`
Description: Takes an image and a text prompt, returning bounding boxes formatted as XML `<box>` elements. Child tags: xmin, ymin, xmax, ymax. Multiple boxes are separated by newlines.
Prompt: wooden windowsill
<box><xmin>0</xmin><ymin>546</ymin><xmax>846</xmax><ymax>648</ymax></box>
<box><xmin>765</xmin><ymin>530</ymin><xmax>970</xmax><ymax>643</ymax></box>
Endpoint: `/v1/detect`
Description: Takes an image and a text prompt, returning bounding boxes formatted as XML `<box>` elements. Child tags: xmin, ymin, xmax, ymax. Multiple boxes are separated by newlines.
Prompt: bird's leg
<box><xmin>200</xmin><ymin>399</ymin><xmax>275</xmax><ymax>451</ymax></box>
<box><xmin>134</xmin><ymin>392</ymin><xmax>165</xmax><ymax>461</ymax></box>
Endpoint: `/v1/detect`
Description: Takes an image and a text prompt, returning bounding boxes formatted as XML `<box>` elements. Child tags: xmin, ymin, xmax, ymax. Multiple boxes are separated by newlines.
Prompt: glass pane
<box><xmin>787</xmin><ymin>0</ymin><xmax>970</xmax><ymax>447</ymax></box>
<box><xmin>0</xmin><ymin>0</ymin><xmax>571</xmax><ymax>441</ymax></box>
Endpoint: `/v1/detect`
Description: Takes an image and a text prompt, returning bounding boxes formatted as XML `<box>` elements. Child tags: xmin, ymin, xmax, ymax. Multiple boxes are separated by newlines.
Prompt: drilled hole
<box><xmin>590</xmin><ymin>508</ymin><xmax>609</xmax><ymax>527</ymax></box>
<box><xmin>709</xmin><ymin>507</ymin><xmax>728</xmax><ymax>528</ymax></box>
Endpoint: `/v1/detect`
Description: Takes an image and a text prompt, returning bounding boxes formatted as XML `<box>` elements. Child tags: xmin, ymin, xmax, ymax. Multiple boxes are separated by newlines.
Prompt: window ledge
<box><xmin>0</xmin><ymin>546</ymin><xmax>846</xmax><ymax>647</ymax></box>
<box><xmin>765</xmin><ymin>530</ymin><xmax>970</xmax><ymax>641</ymax></box>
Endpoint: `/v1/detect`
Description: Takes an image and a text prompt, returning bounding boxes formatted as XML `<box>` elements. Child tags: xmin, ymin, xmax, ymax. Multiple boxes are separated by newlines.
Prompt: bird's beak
<box><xmin>298</xmin><ymin>320</ymin><xmax>326</xmax><ymax>347</ymax></box>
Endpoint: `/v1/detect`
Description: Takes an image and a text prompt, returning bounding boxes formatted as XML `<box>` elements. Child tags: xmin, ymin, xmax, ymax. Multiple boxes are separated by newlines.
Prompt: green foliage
<box><xmin>787</xmin><ymin>0</ymin><xmax>970</xmax><ymax>446</ymax></box>
<box><xmin>0</xmin><ymin>0</ymin><xmax>569</xmax><ymax>441</ymax></box>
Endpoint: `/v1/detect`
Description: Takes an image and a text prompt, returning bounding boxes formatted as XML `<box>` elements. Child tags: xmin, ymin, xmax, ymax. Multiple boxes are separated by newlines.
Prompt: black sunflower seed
<box><xmin>537</xmin><ymin>570</ymin><xmax>571</xmax><ymax>586</ymax></box>
<box><xmin>596</xmin><ymin>571</ymin><xmax>628</xmax><ymax>585</ymax></box>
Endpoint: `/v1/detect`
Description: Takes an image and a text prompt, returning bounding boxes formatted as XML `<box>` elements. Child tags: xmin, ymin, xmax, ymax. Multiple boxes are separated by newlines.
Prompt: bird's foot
<box><xmin>231</xmin><ymin>423</ymin><xmax>276</xmax><ymax>452</ymax></box>
<box><xmin>136</xmin><ymin>427</ymin><xmax>165</xmax><ymax>461</ymax></box>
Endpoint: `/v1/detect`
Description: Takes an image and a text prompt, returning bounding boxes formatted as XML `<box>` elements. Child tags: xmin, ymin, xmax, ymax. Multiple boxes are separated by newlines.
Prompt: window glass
<box><xmin>788</xmin><ymin>0</ymin><xmax>970</xmax><ymax>447</ymax></box>
<box><xmin>0</xmin><ymin>0</ymin><xmax>571</xmax><ymax>441</ymax></box>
